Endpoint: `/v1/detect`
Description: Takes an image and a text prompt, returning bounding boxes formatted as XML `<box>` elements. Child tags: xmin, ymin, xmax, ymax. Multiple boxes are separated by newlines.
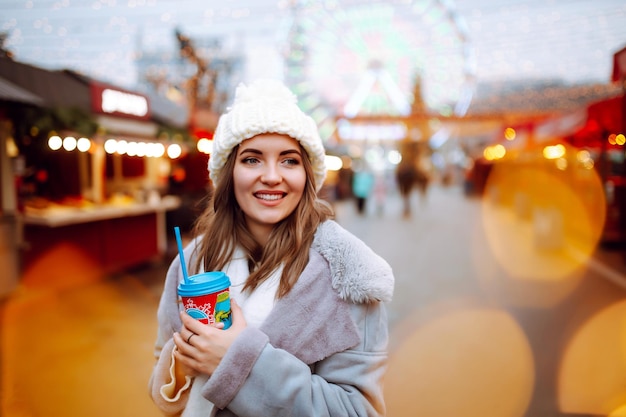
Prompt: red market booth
<box><xmin>0</xmin><ymin>57</ymin><xmax>184</xmax><ymax>285</ymax></box>
<box><xmin>567</xmin><ymin>93</ymin><xmax>625</xmax><ymax>242</ymax></box>
<box><xmin>565</xmin><ymin>43</ymin><xmax>626</xmax><ymax>242</ymax></box>
<box><xmin>20</xmin><ymin>77</ymin><xmax>182</xmax><ymax>282</ymax></box>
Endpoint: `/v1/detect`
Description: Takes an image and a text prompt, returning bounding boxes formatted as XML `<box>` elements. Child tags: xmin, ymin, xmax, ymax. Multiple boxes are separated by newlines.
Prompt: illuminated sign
<box><xmin>91</xmin><ymin>83</ymin><xmax>150</xmax><ymax>120</ymax></box>
<box><xmin>101</xmin><ymin>89</ymin><xmax>148</xmax><ymax>117</ymax></box>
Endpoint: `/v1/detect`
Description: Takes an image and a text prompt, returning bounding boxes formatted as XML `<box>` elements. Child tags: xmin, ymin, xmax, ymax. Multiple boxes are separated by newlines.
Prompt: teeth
<box><xmin>256</xmin><ymin>193</ymin><xmax>283</xmax><ymax>201</ymax></box>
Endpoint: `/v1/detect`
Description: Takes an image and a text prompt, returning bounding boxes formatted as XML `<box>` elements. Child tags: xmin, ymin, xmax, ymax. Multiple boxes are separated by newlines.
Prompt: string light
<box><xmin>51</xmin><ymin>135</ymin><xmax>181</xmax><ymax>158</ymax></box>
<box><xmin>104</xmin><ymin>138</ymin><xmax>117</xmax><ymax>154</ymax></box>
<box><xmin>48</xmin><ymin>135</ymin><xmax>62</xmax><ymax>150</ymax></box>
<box><xmin>62</xmin><ymin>136</ymin><xmax>77</xmax><ymax>151</ymax></box>
<box><xmin>197</xmin><ymin>138</ymin><xmax>213</xmax><ymax>154</ymax></box>
<box><xmin>167</xmin><ymin>144</ymin><xmax>182</xmax><ymax>159</ymax></box>
<box><xmin>77</xmin><ymin>137</ymin><xmax>91</xmax><ymax>152</ymax></box>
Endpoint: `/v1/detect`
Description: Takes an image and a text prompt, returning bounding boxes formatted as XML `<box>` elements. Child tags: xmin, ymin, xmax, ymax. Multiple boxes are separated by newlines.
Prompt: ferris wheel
<box><xmin>281</xmin><ymin>0</ymin><xmax>476</xmax><ymax>144</ymax></box>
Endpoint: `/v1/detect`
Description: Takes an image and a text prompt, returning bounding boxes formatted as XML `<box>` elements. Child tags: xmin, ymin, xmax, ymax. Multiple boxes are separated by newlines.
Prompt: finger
<box><xmin>185</xmin><ymin>331</ymin><xmax>197</xmax><ymax>345</ymax></box>
<box><xmin>176</xmin><ymin>320</ymin><xmax>197</xmax><ymax>345</ymax></box>
<box><xmin>180</xmin><ymin>311</ymin><xmax>210</xmax><ymax>335</ymax></box>
<box><xmin>174</xmin><ymin>331</ymin><xmax>192</xmax><ymax>347</ymax></box>
<box><xmin>173</xmin><ymin>332</ymin><xmax>187</xmax><ymax>351</ymax></box>
<box><xmin>172</xmin><ymin>345</ymin><xmax>200</xmax><ymax>377</ymax></box>
<box><xmin>174</xmin><ymin>331</ymin><xmax>197</xmax><ymax>354</ymax></box>
<box><xmin>229</xmin><ymin>299</ymin><xmax>247</xmax><ymax>328</ymax></box>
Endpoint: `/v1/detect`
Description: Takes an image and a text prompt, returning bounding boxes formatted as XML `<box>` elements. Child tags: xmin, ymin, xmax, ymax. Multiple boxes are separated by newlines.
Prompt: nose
<box><xmin>260</xmin><ymin>163</ymin><xmax>282</xmax><ymax>185</ymax></box>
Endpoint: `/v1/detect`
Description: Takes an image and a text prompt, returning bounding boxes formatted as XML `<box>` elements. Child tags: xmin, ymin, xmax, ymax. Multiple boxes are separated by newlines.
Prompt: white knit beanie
<box><xmin>208</xmin><ymin>79</ymin><xmax>327</xmax><ymax>191</ymax></box>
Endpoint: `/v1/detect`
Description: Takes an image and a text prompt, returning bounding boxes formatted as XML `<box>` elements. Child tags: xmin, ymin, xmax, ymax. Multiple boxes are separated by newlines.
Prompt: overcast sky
<box><xmin>1</xmin><ymin>0</ymin><xmax>625</xmax><ymax>95</ymax></box>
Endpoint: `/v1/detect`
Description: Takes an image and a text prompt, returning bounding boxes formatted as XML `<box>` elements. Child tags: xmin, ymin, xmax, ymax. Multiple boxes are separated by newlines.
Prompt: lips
<box><xmin>254</xmin><ymin>191</ymin><xmax>286</xmax><ymax>201</ymax></box>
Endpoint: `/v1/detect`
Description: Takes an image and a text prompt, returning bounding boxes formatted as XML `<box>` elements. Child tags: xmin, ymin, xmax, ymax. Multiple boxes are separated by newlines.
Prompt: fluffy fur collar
<box><xmin>312</xmin><ymin>220</ymin><xmax>394</xmax><ymax>303</ymax></box>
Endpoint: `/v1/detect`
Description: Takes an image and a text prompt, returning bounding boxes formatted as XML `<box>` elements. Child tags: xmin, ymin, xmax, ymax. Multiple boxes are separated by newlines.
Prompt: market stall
<box><xmin>21</xmin><ymin>195</ymin><xmax>180</xmax><ymax>273</ymax></box>
<box><xmin>0</xmin><ymin>57</ymin><xmax>186</xmax><ymax>282</ymax></box>
<box><xmin>566</xmin><ymin>93</ymin><xmax>625</xmax><ymax>243</ymax></box>
<box><xmin>0</xmin><ymin>74</ymin><xmax>46</xmax><ymax>296</ymax></box>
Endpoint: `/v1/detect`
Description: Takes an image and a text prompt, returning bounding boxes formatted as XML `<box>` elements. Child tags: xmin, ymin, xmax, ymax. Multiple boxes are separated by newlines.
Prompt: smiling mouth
<box><xmin>254</xmin><ymin>192</ymin><xmax>286</xmax><ymax>201</ymax></box>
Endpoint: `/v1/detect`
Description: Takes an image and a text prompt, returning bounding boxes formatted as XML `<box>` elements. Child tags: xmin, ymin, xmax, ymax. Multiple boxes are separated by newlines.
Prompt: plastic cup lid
<box><xmin>178</xmin><ymin>271</ymin><xmax>231</xmax><ymax>296</ymax></box>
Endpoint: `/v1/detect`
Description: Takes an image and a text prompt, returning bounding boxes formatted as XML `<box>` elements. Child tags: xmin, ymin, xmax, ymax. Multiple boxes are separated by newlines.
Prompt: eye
<box><xmin>282</xmin><ymin>157</ymin><xmax>301</xmax><ymax>166</ymax></box>
<box><xmin>241</xmin><ymin>157</ymin><xmax>260</xmax><ymax>165</ymax></box>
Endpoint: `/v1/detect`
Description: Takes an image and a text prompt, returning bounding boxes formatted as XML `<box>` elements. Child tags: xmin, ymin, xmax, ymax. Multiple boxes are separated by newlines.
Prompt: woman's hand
<box><xmin>173</xmin><ymin>299</ymin><xmax>246</xmax><ymax>377</ymax></box>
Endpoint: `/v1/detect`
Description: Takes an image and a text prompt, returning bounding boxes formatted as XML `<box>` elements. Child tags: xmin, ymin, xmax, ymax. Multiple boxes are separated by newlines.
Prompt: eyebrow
<box><xmin>238</xmin><ymin>148</ymin><xmax>303</xmax><ymax>156</ymax></box>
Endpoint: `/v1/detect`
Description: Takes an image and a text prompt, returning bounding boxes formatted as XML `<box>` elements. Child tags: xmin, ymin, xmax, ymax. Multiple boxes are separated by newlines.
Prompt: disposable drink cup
<box><xmin>178</xmin><ymin>271</ymin><xmax>232</xmax><ymax>329</ymax></box>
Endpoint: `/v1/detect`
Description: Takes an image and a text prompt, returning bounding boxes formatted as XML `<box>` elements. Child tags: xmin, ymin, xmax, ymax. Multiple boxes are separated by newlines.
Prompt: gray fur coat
<box><xmin>149</xmin><ymin>220</ymin><xmax>394</xmax><ymax>417</ymax></box>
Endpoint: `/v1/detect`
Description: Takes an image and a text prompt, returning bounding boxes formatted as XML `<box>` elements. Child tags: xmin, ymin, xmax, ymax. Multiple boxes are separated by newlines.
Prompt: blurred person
<box><xmin>373</xmin><ymin>172</ymin><xmax>387</xmax><ymax>216</ymax></box>
<box><xmin>396</xmin><ymin>160</ymin><xmax>416</xmax><ymax>218</ymax></box>
<box><xmin>148</xmin><ymin>79</ymin><xmax>395</xmax><ymax>417</ymax></box>
<box><xmin>351</xmin><ymin>160</ymin><xmax>375</xmax><ymax>215</ymax></box>
<box><xmin>414</xmin><ymin>167</ymin><xmax>430</xmax><ymax>206</ymax></box>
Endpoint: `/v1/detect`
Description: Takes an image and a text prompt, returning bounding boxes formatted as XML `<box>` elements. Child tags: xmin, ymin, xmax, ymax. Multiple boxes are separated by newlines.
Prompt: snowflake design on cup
<box><xmin>184</xmin><ymin>298</ymin><xmax>214</xmax><ymax>324</ymax></box>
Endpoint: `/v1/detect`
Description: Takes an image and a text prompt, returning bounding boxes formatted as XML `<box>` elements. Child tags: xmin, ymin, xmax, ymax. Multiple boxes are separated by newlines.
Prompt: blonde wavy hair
<box><xmin>192</xmin><ymin>142</ymin><xmax>334</xmax><ymax>298</ymax></box>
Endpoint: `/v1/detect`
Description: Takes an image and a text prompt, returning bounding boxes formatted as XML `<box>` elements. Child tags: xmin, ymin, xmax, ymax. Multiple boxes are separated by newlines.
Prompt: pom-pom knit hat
<box><xmin>208</xmin><ymin>79</ymin><xmax>327</xmax><ymax>191</ymax></box>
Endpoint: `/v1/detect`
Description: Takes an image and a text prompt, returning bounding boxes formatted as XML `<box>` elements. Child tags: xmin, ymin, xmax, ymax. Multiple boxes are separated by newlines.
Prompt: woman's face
<box><xmin>233</xmin><ymin>133</ymin><xmax>307</xmax><ymax>244</ymax></box>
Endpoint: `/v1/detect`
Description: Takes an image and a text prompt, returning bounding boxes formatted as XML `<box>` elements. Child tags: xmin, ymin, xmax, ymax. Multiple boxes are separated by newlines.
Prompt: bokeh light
<box><xmin>62</xmin><ymin>136</ymin><xmax>76</xmax><ymax>151</ymax></box>
<box><xmin>478</xmin><ymin>143</ymin><xmax>606</xmax><ymax>307</ymax></box>
<box><xmin>76</xmin><ymin>137</ymin><xmax>91</xmax><ymax>152</ymax></box>
<box><xmin>197</xmin><ymin>138</ymin><xmax>213</xmax><ymax>154</ymax></box>
<box><xmin>48</xmin><ymin>135</ymin><xmax>62</xmax><ymax>150</ymax></box>
<box><xmin>324</xmin><ymin>155</ymin><xmax>343</xmax><ymax>171</ymax></box>
<box><xmin>505</xmin><ymin>127</ymin><xmax>517</xmax><ymax>141</ymax></box>
<box><xmin>559</xmin><ymin>300</ymin><xmax>626</xmax><ymax>415</ymax></box>
<box><xmin>609</xmin><ymin>404</ymin><xmax>626</xmax><ymax>417</ymax></box>
<box><xmin>116</xmin><ymin>139</ymin><xmax>128</xmax><ymax>155</ymax></box>
<box><xmin>167</xmin><ymin>143</ymin><xmax>182</xmax><ymax>159</ymax></box>
<box><xmin>104</xmin><ymin>138</ymin><xmax>117</xmax><ymax>154</ymax></box>
<box><xmin>385</xmin><ymin>304</ymin><xmax>534</xmax><ymax>417</ymax></box>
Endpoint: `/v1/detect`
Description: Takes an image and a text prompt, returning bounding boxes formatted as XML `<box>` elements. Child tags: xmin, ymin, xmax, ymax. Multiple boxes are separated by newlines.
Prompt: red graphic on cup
<box><xmin>181</xmin><ymin>289</ymin><xmax>231</xmax><ymax>327</ymax></box>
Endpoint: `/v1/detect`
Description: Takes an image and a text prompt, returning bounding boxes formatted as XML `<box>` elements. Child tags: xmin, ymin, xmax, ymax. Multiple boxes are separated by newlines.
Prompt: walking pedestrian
<box><xmin>148</xmin><ymin>79</ymin><xmax>395</xmax><ymax>417</ymax></box>
<box><xmin>351</xmin><ymin>161</ymin><xmax>375</xmax><ymax>215</ymax></box>
<box><xmin>373</xmin><ymin>172</ymin><xmax>387</xmax><ymax>216</ymax></box>
<box><xmin>415</xmin><ymin>168</ymin><xmax>430</xmax><ymax>206</ymax></box>
<box><xmin>396</xmin><ymin>160</ymin><xmax>416</xmax><ymax>218</ymax></box>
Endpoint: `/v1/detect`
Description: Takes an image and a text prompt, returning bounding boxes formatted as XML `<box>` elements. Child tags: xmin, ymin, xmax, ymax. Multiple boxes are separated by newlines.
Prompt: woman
<box><xmin>149</xmin><ymin>79</ymin><xmax>395</xmax><ymax>417</ymax></box>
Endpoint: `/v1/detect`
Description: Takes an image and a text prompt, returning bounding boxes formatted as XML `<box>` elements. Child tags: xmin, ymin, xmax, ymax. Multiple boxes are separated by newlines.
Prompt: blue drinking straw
<box><xmin>174</xmin><ymin>226</ymin><xmax>190</xmax><ymax>284</ymax></box>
